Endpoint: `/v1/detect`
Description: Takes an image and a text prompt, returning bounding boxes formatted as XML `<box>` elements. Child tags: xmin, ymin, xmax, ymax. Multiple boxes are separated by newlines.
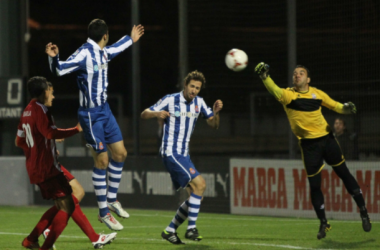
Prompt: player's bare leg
<box><xmin>105</xmin><ymin>141</ymin><xmax>130</xmax><ymax>218</ymax></box>
<box><xmin>90</xmin><ymin>148</ymin><xmax>123</xmax><ymax>231</ymax></box>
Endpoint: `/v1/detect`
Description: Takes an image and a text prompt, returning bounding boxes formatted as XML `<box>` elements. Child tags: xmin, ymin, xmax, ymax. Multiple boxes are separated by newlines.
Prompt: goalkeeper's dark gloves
<box><xmin>254</xmin><ymin>62</ymin><xmax>270</xmax><ymax>80</ymax></box>
<box><xmin>344</xmin><ymin>101</ymin><xmax>357</xmax><ymax>114</ymax></box>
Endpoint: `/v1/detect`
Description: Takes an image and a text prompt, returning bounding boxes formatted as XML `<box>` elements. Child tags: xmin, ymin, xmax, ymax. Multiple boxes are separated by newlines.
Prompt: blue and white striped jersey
<box><xmin>150</xmin><ymin>91</ymin><xmax>214</xmax><ymax>157</ymax></box>
<box><xmin>49</xmin><ymin>36</ymin><xmax>133</xmax><ymax>108</ymax></box>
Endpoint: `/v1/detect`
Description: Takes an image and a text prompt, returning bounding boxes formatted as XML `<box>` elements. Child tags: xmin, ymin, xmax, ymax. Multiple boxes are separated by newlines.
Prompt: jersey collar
<box><xmin>87</xmin><ymin>38</ymin><xmax>102</xmax><ymax>51</ymax></box>
<box><xmin>180</xmin><ymin>91</ymin><xmax>195</xmax><ymax>105</ymax></box>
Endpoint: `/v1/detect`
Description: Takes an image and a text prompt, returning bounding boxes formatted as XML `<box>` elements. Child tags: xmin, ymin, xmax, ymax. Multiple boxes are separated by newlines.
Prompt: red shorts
<box><xmin>37</xmin><ymin>172</ymin><xmax>72</xmax><ymax>200</ymax></box>
<box><xmin>60</xmin><ymin>165</ymin><xmax>75</xmax><ymax>182</ymax></box>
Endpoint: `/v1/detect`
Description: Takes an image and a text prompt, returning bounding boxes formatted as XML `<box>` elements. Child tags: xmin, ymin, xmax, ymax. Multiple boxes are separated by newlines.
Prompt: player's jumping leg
<box><xmin>184</xmin><ymin>175</ymin><xmax>205</xmax><ymax>241</ymax></box>
<box><xmin>308</xmin><ymin>174</ymin><xmax>331</xmax><ymax>240</ymax></box>
<box><xmin>333</xmin><ymin>162</ymin><xmax>371</xmax><ymax>232</ymax></box>
<box><xmin>106</xmin><ymin>141</ymin><xmax>129</xmax><ymax>218</ymax></box>
<box><xmin>91</xmin><ymin>149</ymin><xmax>123</xmax><ymax>231</ymax></box>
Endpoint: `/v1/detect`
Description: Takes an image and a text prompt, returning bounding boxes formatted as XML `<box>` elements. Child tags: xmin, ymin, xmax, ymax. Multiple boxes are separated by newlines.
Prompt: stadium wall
<box><xmin>33</xmin><ymin>156</ymin><xmax>230</xmax><ymax>213</ymax></box>
<box><xmin>8</xmin><ymin>156</ymin><xmax>378</xmax><ymax>221</ymax></box>
<box><xmin>0</xmin><ymin>157</ymin><xmax>33</xmax><ymax>206</ymax></box>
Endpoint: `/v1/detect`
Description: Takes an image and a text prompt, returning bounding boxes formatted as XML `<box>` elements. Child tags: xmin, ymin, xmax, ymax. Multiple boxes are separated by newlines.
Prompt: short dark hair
<box><xmin>184</xmin><ymin>70</ymin><xmax>206</xmax><ymax>89</ymax></box>
<box><xmin>88</xmin><ymin>19</ymin><xmax>108</xmax><ymax>43</ymax></box>
<box><xmin>295</xmin><ymin>65</ymin><xmax>310</xmax><ymax>78</ymax></box>
<box><xmin>27</xmin><ymin>76</ymin><xmax>49</xmax><ymax>98</ymax></box>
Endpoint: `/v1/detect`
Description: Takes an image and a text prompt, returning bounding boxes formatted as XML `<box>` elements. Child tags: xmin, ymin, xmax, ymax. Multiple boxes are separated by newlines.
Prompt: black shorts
<box><xmin>299</xmin><ymin>132</ymin><xmax>345</xmax><ymax>177</ymax></box>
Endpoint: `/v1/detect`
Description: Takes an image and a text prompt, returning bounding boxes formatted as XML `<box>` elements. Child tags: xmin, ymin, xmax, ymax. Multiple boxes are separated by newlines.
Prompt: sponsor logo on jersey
<box><xmin>73</xmin><ymin>49</ymin><xmax>79</xmax><ymax>56</ymax></box>
<box><xmin>175</xmin><ymin>111</ymin><xmax>180</xmax><ymax>117</ymax></box>
<box><xmin>189</xmin><ymin>168</ymin><xmax>196</xmax><ymax>174</ymax></box>
<box><xmin>99</xmin><ymin>142</ymin><xmax>104</xmax><ymax>150</ymax></box>
<box><xmin>94</xmin><ymin>65</ymin><xmax>99</xmax><ymax>72</ymax></box>
<box><xmin>312</xmin><ymin>93</ymin><xmax>317</xmax><ymax>99</ymax></box>
<box><xmin>23</xmin><ymin>111</ymin><xmax>31</xmax><ymax>117</ymax></box>
<box><xmin>100</xmin><ymin>63</ymin><xmax>108</xmax><ymax>70</ymax></box>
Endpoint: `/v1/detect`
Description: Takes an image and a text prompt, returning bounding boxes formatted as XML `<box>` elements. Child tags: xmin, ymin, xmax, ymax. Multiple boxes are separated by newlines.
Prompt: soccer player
<box><xmin>254</xmin><ymin>62</ymin><xmax>371</xmax><ymax>239</ymax></box>
<box><xmin>141</xmin><ymin>70</ymin><xmax>223</xmax><ymax>244</ymax></box>
<box><xmin>45</xmin><ymin>19</ymin><xmax>144</xmax><ymax>230</ymax></box>
<box><xmin>25</xmin><ymin>81</ymin><xmax>117</xmax><ymax>249</ymax></box>
<box><xmin>17</xmin><ymin>76</ymin><xmax>81</xmax><ymax>250</ymax></box>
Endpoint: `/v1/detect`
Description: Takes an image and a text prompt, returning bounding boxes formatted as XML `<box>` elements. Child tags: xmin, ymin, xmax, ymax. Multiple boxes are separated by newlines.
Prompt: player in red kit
<box><xmin>18</xmin><ymin>78</ymin><xmax>117</xmax><ymax>249</ymax></box>
<box><xmin>17</xmin><ymin>76</ymin><xmax>80</xmax><ymax>250</ymax></box>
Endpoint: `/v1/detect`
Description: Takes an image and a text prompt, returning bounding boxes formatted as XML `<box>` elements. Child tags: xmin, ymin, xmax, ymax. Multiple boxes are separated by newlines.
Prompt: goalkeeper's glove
<box><xmin>254</xmin><ymin>62</ymin><xmax>270</xmax><ymax>80</ymax></box>
<box><xmin>344</xmin><ymin>101</ymin><xmax>357</xmax><ymax>114</ymax></box>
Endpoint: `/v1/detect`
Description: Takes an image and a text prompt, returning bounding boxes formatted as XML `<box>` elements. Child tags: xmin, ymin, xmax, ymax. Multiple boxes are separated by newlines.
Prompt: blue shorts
<box><xmin>162</xmin><ymin>154</ymin><xmax>200</xmax><ymax>190</ymax></box>
<box><xmin>78</xmin><ymin>102</ymin><xmax>123</xmax><ymax>153</ymax></box>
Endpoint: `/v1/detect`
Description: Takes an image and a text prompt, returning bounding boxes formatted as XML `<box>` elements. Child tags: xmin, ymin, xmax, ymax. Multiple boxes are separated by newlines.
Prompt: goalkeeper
<box><xmin>254</xmin><ymin>63</ymin><xmax>371</xmax><ymax>239</ymax></box>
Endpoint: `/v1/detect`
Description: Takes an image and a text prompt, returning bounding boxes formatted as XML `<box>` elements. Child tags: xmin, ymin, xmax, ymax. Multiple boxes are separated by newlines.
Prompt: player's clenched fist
<box><xmin>156</xmin><ymin>111</ymin><xmax>170</xmax><ymax>119</ymax></box>
<box><xmin>213</xmin><ymin>100</ymin><xmax>223</xmax><ymax>114</ymax></box>
<box><xmin>45</xmin><ymin>42</ymin><xmax>59</xmax><ymax>57</ymax></box>
<box><xmin>254</xmin><ymin>62</ymin><xmax>270</xmax><ymax>80</ymax></box>
<box><xmin>344</xmin><ymin>101</ymin><xmax>357</xmax><ymax>114</ymax></box>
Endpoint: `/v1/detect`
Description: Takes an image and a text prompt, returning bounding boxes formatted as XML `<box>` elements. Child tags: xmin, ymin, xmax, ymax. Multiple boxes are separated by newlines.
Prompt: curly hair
<box><xmin>184</xmin><ymin>70</ymin><xmax>206</xmax><ymax>89</ymax></box>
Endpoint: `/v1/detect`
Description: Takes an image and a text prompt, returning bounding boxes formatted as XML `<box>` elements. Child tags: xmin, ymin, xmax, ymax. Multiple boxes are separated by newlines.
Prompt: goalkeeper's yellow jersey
<box><xmin>277</xmin><ymin>86</ymin><xmax>338</xmax><ymax>139</ymax></box>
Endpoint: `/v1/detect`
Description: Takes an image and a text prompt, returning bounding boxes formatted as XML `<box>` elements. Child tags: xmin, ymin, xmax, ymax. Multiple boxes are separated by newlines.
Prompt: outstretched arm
<box><xmin>46</xmin><ymin>43</ymin><xmax>85</xmax><ymax>76</ymax></box>
<box><xmin>206</xmin><ymin>100</ymin><xmax>223</xmax><ymax>129</ymax></box>
<box><xmin>319</xmin><ymin>89</ymin><xmax>357</xmax><ymax>115</ymax></box>
<box><xmin>254</xmin><ymin>62</ymin><xmax>283</xmax><ymax>100</ymax></box>
<box><xmin>106</xmin><ymin>25</ymin><xmax>144</xmax><ymax>61</ymax></box>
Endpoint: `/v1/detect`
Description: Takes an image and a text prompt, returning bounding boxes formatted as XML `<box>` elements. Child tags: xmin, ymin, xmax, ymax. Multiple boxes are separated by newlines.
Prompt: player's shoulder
<box><xmin>310</xmin><ymin>86</ymin><xmax>327</xmax><ymax>95</ymax></box>
<box><xmin>67</xmin><ymin>44</ymin><xmax>88</xmax><ymax>60</ymax></box>
<box><xmin>34</xmin><ymin>101</ymin><xmax>48</xmax><ymax>114</ymax></box>
<box><xmin>284</xmin><ymin>87</ymin><xmax>296</xmax><ymax>93</ymax></box>
<box><xmin>195</xmin><ymin>95</ymin><xmax>205</xmax><ymax>104</ymax></box>
<box><xmin>164</xmin><ymin>93</ymin><xmax>180</xmax><ymax>99</ymax></box>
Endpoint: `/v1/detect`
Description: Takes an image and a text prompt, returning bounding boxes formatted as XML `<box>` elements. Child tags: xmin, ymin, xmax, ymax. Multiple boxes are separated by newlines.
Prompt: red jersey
<box><xmin>17</xmin><ymin>99</ymin><xmax>79</xmax><ymax>184</ymax></box>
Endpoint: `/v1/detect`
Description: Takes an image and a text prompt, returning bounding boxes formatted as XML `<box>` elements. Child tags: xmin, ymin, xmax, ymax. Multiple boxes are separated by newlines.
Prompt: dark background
<box><xmin>27</xmin><ymin>0</ymin><xmax>380</xmax><ymax>158</ymax></box>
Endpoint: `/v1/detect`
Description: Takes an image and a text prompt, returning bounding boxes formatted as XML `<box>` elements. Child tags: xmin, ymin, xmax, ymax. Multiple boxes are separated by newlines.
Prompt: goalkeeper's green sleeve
<box><xmin>262</xmin><ymin>76</ymin><xmax>283</xmax><ymax>100</ymax></box>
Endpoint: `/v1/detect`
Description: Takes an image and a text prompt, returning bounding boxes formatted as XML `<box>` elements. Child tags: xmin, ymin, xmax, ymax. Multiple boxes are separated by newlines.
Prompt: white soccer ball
<box><xmin>225</xmin><ymin>49</ymin><xmax>248</xmax><ymax>72</ymax></box>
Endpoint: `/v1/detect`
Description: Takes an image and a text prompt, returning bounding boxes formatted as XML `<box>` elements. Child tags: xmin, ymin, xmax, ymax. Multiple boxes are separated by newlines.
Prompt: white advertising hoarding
<box><xmin>230</xmin><ymin>159</ymin><xmax>379</xmax><ymax>220</ymax></box>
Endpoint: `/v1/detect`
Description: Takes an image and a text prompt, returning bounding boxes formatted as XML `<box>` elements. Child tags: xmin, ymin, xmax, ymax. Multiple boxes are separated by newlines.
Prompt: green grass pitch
<box><xmin>0</xmin><ymin>206</ymin><xmax>378</xmax><ymax>250</ymax></box>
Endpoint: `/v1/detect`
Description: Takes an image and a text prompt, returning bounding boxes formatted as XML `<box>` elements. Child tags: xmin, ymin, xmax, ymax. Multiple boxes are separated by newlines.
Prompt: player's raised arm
<box><xmin>254</xmin><ymin>62</ymin><xmax>283</xmax><ymax>100</ymax></box>
<box><xmin>207</xmin><ymin>100</ymin><xmax>223</xmax><ymax>129</ymax></box>
<box><xmin>46</xmin><ymin>43</ymin><xmax>85</xmax><ymax>77</ymax></box>
<box><xmin>105</xmin><ymin>24</ymin><xmax>144</xmax><ymax>61</ymax></box>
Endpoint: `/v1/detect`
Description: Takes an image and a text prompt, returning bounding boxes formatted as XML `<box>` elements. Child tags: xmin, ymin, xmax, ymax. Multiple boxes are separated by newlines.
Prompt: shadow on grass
<box><xmin>178</xmin><ymin>243</ymin><xmax>222</xmax><ymax>250</ymax></box>
<box><xmin>319</xmin><ymin>238</ymin><xmax>377</xmax><ymax>249</ymax></box>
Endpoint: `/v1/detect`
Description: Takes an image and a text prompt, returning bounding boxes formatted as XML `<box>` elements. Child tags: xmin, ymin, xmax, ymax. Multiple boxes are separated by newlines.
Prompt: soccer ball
<box><xmin>225</xmin><ymin>49</ymin><xmax>248</xmax><ymax>72</ymax></box>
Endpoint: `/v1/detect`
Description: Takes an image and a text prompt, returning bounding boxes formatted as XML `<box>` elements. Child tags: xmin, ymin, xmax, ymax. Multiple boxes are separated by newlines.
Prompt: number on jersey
<box><xmin>22</xmin><ymin>123</ymin><xmax>34</xmax><ymax>148</ymax></box>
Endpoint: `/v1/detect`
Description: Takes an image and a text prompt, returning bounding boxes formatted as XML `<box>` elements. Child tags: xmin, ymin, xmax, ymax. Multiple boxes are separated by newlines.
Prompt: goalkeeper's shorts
<box><xmin>299</xmin><ymin>132</ymin><xmax>345</xmax><ymax>177</ymax></box>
